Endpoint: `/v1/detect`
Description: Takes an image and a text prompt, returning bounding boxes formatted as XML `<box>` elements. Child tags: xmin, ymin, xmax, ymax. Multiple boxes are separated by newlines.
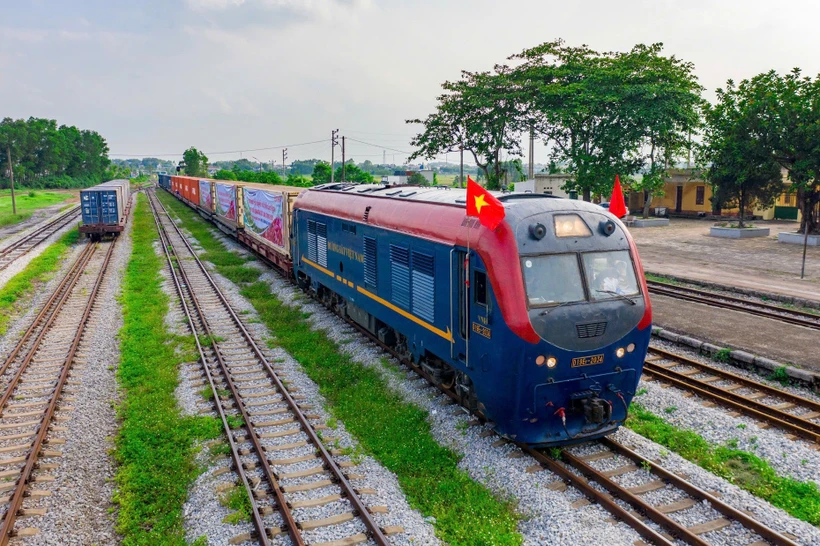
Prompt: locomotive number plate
<box><xmin>472</xmin><ymin>322</ymin><xmax>491</xmax><ymax>339</ymax></box>
<box><xmin>571</xmin><ymin>354</ymin><xmax>604</xmax><ymax>367</ymax></box>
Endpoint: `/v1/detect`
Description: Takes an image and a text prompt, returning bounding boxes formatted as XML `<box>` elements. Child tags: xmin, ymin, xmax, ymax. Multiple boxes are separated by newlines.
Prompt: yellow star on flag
<box><xmin>474</xmin><ymin>193</ymin><xmax>488</xmax><ymax>213</ymax></box>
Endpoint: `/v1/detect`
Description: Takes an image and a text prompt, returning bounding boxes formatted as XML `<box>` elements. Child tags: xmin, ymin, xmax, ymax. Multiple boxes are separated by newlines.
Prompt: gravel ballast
<box><xmin>15</xmin><ymin>210</ymin><xmax>132</xmax><ymax>545</ymax></box>
<box><xmin>646</xmin><ymin>339</ymin><xmax>820</xmax><ymax>486</ymax></box>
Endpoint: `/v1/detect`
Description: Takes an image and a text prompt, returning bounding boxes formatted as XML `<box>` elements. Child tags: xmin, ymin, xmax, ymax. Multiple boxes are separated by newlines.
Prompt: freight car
<box><xmin>79</xmin><ymin>179</ymin><xmax>131</xmax><ymax>239</ymax></box>
<box><xmin>157</xmin><ymin>173</ymin><xmax>171</xmax><ymax>191</ymax></box>
<box><xmin>159</xmin><ymin>180</ymin><xmax>652</xmax><ymax>447</ymax></box>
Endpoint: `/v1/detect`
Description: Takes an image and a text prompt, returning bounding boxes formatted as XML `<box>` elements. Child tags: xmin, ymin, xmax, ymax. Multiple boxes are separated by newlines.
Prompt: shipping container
<box><xmin>198</xmin><ymin>178</ymin><xmax>215</xmax><ymax>215</ymax></box>
<box><xmin>213</xmin><ymin>181</ymin><xmax>241</xmax><ymax>233</ymax></box>
<box><xmin>172</xmin><ymin>175</ymin><xmax>200</xmax><ymax>208</ymax></box>
<box><xmin>79</xmin><ymin>179</ymin><xmax>131</xmax><ymax>238</ymax></box>
<box><xmin>158</xmin><ymin>173</ymin><xmax>171</xmax><ymax>190</ymax></box>
<box><xmin>237</xmin><ymin>183</ymin><xmax>302</xmax><ymax>272</ymax></box>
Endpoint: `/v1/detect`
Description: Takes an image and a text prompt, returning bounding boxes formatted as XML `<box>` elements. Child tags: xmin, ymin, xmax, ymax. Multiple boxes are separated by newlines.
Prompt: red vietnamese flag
<box><xmin>466</xmin><ymin>176</ymin><xmax>506</xmax><ymax>230</ymax></box>
<box><xmin>609</xmin><ymin>175</ymin><xmax>627</xmax><ymax>218</ymax></box>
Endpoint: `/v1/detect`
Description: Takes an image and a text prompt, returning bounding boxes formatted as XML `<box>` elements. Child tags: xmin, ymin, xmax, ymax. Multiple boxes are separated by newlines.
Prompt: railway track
<box><xmin>647</xmin><ymin>280</ymin><xmax>820</xmax><ymax>331</ymax></box>
<box><xmin>0</xmin><ymin>237</ymin><xmax>114</xmax><ymax>544</ymax></box>
<box><xmin>148</xmin><ymin>190</ymin><xmax>396</xmax><ymax>546</ymax></box>
<box><xmin>642</xmin><ymin>347</ymin><xmax>820</xmax><ymax>444</ymax></box>
<box><xmin>0</xmin><ymin>206</ymin><xmax>80</xmax><ymax>273</ymax></box>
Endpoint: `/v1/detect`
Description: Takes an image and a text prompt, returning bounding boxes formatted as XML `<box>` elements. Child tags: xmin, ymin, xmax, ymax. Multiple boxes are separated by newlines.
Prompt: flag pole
<box><xmin>465</xmin><ymin>220</ymin><xmax>470</xmax><ymax>372</ymax></box>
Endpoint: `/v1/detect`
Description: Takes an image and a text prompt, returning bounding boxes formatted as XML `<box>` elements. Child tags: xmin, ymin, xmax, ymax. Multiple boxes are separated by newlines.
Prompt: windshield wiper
<box><xmin>538</xmin><ymin>301</ymin><xmax>576</xmax><ymax>315</ymax></box>
<box><xmin>596</xmin><ymin>290</ymin><xmax>636</xmax><ymax>305</ymax></box>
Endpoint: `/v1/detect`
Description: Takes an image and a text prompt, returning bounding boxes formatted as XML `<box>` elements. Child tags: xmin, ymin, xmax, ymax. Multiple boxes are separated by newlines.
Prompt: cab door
<box><xmin>452</xmin><ymin>249</ymin><xmax>493</xmax><ymax>371</ymax></box>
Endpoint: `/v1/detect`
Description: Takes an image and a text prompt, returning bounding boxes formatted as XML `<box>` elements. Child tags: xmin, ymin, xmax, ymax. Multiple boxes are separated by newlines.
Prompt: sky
<box><xmin>2</xmin><ymin>0</ymin><xmax>820</xmax><ymax>167</ymax></box>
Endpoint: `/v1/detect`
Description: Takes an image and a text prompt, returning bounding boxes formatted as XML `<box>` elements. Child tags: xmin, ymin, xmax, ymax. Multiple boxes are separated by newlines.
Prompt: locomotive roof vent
<box><xmin>529</xmin><ymin>223</ymin><xmax>547</xmax><ymax>240</ymax></box>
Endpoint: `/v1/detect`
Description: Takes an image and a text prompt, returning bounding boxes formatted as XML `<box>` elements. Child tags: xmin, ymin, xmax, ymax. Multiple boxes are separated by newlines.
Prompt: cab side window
<box><xmin>474</xmin><ymin>270</ymin><xmax>488</xmax><ymax>306</ymax></box>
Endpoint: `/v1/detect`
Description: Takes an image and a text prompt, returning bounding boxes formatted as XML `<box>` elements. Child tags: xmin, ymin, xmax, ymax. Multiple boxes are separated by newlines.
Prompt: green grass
<box><xmin>0</xmin><ymin>229</ymin><xmax>79</xmax><ymax>335</ymax></box>
<box><xmin>219</xmin><ymin>485</ymin><xmax>252</xmax><ymax>524</ymax></box>
<box><xmin>114</xmin><ymin>194</ymin><xmax>221</xmax><ymax>545</ymax></box>
<box><xmin>627</xmin><ymin>403</ymin><xmax>820</xmax><ymax>525</ymax></box>
<box><xmin>157</xmin><ymin>190</ymin><xmax>522</xmax><ymax>546</ymax></box>
<box><xmin>0</xmin><ymin>190</ymin><xmax>75</xmax><ymax>228</ymax></box>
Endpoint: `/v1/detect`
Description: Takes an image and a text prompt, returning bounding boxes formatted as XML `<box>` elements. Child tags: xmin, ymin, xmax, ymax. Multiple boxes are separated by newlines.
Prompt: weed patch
<box><xmin>157</xmin><ymin>191</ymin><xmax>522</xmax><ymax>546</ymax></box>
<box><xmin>627</xmin><ymin>403</ymin><xmax>820</xmax><ymax>525</ymax></box>
<box><xmin>0</xmin><ymin>229</ymin><xmax>79</xmax><ymax>335</ymax></box>
<box><xmin>114</xmin><ymin>195</ymin><xmax>221</xmax><ymax>545</ymax></box>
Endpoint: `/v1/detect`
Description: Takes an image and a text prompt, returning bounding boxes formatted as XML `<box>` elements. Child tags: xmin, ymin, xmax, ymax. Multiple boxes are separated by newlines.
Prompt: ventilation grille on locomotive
<box><xmin>576</xmin><ymin>321</ymin><xmax>607</xmax><ymax>338</ymax></box>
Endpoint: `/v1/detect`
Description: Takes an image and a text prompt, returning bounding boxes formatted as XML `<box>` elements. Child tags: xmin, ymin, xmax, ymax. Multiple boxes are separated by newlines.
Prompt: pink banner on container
<box><xmin>199</xmin><ymin>180</ymin><xmax>212</xmax><ymax>209</ymax></box>
<box><xmin>215</xmin><ymin>183</ymin><xmax>237</xmax><ymax>221</ymax></box>
<box><xmin>243</xmin><ymin>187</ymin><xmax>285</xmax><ymax>249</ymax></box>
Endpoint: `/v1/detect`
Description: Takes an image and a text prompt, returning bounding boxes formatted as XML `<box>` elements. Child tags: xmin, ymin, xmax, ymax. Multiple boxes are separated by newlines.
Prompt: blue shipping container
<box><xmin>81</xmin><ymin>190</ymin><xmax>121</xmax><ymax>225</ymax></box>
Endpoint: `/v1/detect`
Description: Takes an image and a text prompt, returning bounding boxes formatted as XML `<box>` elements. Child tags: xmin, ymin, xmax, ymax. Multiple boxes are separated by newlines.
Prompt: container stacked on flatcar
<box><xmin>157</xmin><ymin>173</ymin><xmax>171</xmax><ymax>191</ymax></box>
<box><xmin>236</xmin><ymin>182</ymin><xmax>301</xmax><ymax>271</ymax></box>
<box><xmin>79</xmin><ymin>179</ymin><xmax>131</xmax><ymax>239</ymax></box>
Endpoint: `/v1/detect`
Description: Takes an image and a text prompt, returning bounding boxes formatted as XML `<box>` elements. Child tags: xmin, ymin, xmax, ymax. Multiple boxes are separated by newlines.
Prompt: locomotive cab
<box><xmin>490</xmin><ymin>198</ymin><xmax>652</xmax><ymax>445</ymax></box>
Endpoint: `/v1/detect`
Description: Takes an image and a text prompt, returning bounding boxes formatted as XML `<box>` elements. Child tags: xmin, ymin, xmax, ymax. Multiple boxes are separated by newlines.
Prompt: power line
<box><xmin>344</xmin><ymin>137</ymin><xmax>413</xmax><ymax>155</ymax></box>
<box><xmin>340</xmin><ymin>128</ymin><xmax>416</xmax><ymax>137</ymax></box>
<box><xmin>109</xmin><ymin>138</ymin><xmax>330</xmax><ymax>157</ymax></box>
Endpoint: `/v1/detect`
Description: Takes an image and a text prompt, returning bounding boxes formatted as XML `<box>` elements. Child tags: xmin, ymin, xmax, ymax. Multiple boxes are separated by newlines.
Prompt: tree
<box><xmin>408</xmin><ymin>172</ymin><xmax>429</xmax><ymax>186</ymax></box>
<box><xmin>334</xmin><ymin>161</ymin><xmax>374</xmax><ymax>184</ymax></box>
<box><xmin>0</xmin><ymin>118</ymin><xmax>24</xmax><ymax>213</ymax></box>
<box><xmin>312</xmin><ymin>161</ymin><xmax>332</xmax><ymax>185</ymax></box>
<box><xmin>511</xmin><ymin>41</ymin><xmax>643</xmax><ymax>201</ymax></box>
<box><xmin>740</xmin><ymin>70</ymin><xmax>820</xmax><ymax>234</ymax></box>
<box><xmin>408</xmin><ymin>65</ymin><xmax>524</xmax><ymax>190</ymax></box>
<box><xmin>700</xmin><ymin>79</ymin><xmax>783</xmax><ymax>227</ymax></box>
<box><xmin>617</xmin><ymin>44</ymin><xmax>704</xmax><ymax>217</ymax></box>
<box><xmin>182</xmin><ymin>147</ymin><xmax>208</xmax><ymax>177</ymax></box>
<box><xmin>285</xmin><ymin>173</ymin><xmax>313</xmax><ymax>188</ymax></box>
<box><xmin>213</xmin><ymin>169</ymin><xmax>237</xmax><ymax>180</ymax></box>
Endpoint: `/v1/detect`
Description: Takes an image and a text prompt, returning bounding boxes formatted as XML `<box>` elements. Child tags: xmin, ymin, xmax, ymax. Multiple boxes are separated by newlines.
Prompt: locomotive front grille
<box><xmin>576</xmin><ymin>321</ymin><xmax>607</xmax><ymax>338</ymax></box>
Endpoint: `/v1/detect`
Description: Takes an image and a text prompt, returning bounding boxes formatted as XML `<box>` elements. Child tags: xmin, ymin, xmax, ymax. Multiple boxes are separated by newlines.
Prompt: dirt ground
<box><xmin>630</xmin><ymin>219</ymin><xmax>820</xmax><ymax>303</ymax></box>
<box><xmin>0</xmin><ymin>202</ymin><xmax>76</xmax><ymax>243</ymax></box>
<box><xmin>650</xmin><ymin>294</ymin><xmax>818</xmax><ymax>370</ymax></box>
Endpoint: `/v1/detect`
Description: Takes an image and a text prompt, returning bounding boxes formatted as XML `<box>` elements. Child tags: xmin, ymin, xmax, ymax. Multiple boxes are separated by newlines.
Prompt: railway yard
<box><xmin>0</xmin><ymin>185</ymin><xmax>817</xmax><ymax>546</ymax></box>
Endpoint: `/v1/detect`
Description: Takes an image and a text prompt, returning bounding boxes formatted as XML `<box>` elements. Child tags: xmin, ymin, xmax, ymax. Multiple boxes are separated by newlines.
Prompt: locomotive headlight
<box><xmin>627</xmin><ymin>343</ymin><xmax>635</xmax><ymax>353</ymax></box>
<box><xmin>616</xmin><ymin>347</ymin><xmax>626</xmax><ymax>358</ymax></box>
<box><xmin>535</xmin><ymin>355</ymin><xmax>545</xmax><ymax>366</ymax></box>
<box><xmin>546</xmin><ymin>357</ymin><xmax>557</xmax><ymax>368</ymax></box>
<box><xmin>535</xmin><ymin>355</ymin><xmax>557</xmax><ymax>368</ymax></box>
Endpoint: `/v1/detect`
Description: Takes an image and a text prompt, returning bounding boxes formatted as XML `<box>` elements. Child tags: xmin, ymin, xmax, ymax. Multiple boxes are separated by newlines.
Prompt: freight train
<box><xmin>79</xmin><ymin>179</ymin><xmax>131</xmax><ymax>239</ymax></box>
<box><xmin>159</xmin><ymin>174</ymin><xmax>652</xmax><ymax>446</ymax></box>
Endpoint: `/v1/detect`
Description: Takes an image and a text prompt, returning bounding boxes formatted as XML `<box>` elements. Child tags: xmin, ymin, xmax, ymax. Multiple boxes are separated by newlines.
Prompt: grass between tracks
<box><xmin>0</xmin><ymin>189</ymin><xmax>75</xmax><ymax>228</ymax></box>
<box><xmin>627</xmin><ymin>402</ymin><xmax>820</xmax><ymax>525</ymax></box>
<box><xmin>157</xmin><ymin>190</ymin><xmax>522</xmax><ymax>546</ymax></box>
<box><xmin>114</xmin><ymin>194</ymin><xmax>221</xmax><ymax>545</ymax></box>
<box><xmin>0</xmin><ymin>228</ymin><xmax>79</xmax><ymax>335</ymax></box>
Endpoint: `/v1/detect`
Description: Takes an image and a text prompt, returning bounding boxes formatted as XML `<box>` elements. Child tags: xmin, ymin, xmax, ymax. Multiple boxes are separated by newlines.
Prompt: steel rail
<box><xmin>0</xmin><ymin>242</ymin><xmax>96</xmax><ymax>380</ymax></box>
<box><xmin>648</xmin><ymin>282</ymin><xmax>820</xmax><ymax>331</ymax></box>
<box><xmin>0</xmin><ymin>239</ymin><xmax>115</xmax><ymax>545</ymax></box>
<box><xmin>0</xmin><ymin>206</ymin><xmax>80</xmax><ymax>271</ymax></box>
<box><xmin>151</xmin><ymin>190</ymin><xmax>390</xmax><ymax>546</ymax></box>
<box><xmin>601</xmin><ymin>437</ymin><xmax>799</xmax><ymax>546</ymax></box>
<box><xmin>147</xmin><ymin>194</ymin><xmax>273</xmax><ymax>546</ymax></box>
<box><xmin>643</xmin><ymin>364</ymin><xmax>820</xmax><ymax>443</ymax></box>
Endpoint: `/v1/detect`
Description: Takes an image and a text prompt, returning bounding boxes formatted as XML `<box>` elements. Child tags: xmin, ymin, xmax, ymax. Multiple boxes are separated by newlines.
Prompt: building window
<box><xmin>784</xmin><ymin>193</ymin><xmax>792</xmax><ymax>206</ymax></box>
<box><xmin>696</xmin><ymin>186</ymin><xmax>705</xmax><ymax>206</ymax></box>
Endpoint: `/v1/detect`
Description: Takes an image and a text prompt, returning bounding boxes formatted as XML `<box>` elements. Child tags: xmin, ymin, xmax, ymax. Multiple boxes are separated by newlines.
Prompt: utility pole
<box><xmin>383</xmin><ymin>150</ymin><xmax>386</xmax><ymax>165</ymax></box>
<box><xmin>331</xmin><ymin>129</ymin><xmax>339</xmax><ymax>183</ymax></box>
<box><xmin>282</xmin><ymin>148</ymin><xmax>288</xmax><ymax>178</ymax></box>
<box><xmin>459</xmin><ymin>143</ymin><xmax>464</xmax><ymax>189</ymax></box>
<box><xmin>341</xmin><ymin>136</ymin><xmax>346</xmax><ymax>183</ymax></box>
<box><xmin>528</xmin><ymin>127</ymin><xmax>535</xmax><ymax>180</ymax></box>
<box><xmin>6</xmin><ymin>147</ymin><xmax>15</xmax><ymax>215</ymax></box>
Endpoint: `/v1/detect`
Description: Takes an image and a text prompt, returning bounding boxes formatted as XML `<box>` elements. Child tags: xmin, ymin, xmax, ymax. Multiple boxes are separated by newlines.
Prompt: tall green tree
<box><xmin>182</xmin><ymin>147</ymin><xmax>209</xmax><ymax>177</ymax></box>
<box><xmin>700</xmin><ymin>79</ymin><xmax>783</xmax><ymax>227</ymax></box>
<box><xmin>511</xmin><ymin>41</ymin><xmax>644</xmax><ymax>201</ymax></box>
<box><xmin>312</xmin><ymin>161</ymin><xmax>332</xmax><ymax>185</ymax></box>
<box><xmin>335</xmin><ymin>161</ymin><xmax>374</xmax><ymax>184</ymax></box>
<box><xmin>618</xmin><ymin>44</ymin><xmax>704</xmax><ymax>217</ymax></box>
<box><xmin>741</xmin><ymin>69</ymin><xmax>820</xmax><ymax>234</ymax></box>
<box><xmin>407</xmin><ymin>65</ymin><xmax>524</xmax><ymax>190</ymax></box>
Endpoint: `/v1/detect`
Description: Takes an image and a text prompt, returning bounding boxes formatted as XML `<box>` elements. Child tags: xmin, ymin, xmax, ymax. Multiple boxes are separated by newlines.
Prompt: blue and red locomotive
<box><xmin>291</xmin><ymin>184</ymin><xmax>652</xmax><ymax>446</ymax></box>
<box><xmin>162</xmin><ymin>177</ymin><xmax>652</xmax><ymax>446</ymax></box>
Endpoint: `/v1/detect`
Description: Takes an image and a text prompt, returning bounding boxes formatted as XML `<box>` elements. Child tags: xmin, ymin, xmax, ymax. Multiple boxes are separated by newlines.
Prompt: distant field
<box><xmin>0</xmin><ymin>190</ymin><xmax>77</xmax><ymax>228</ymax></box>
<box><xmin>436</xmin><ymin>174</ymin><xmax>457</xmax><ymax>186</ymax></box>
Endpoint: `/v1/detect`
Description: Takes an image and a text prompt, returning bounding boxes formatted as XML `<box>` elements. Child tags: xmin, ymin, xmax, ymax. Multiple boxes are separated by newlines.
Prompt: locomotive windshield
<box><xmin>522</xmin><ymin>254</ymin><xmax>585</xmax><ymax>306</ymax></box>
<box><xmin>582</xmin><ymin>250</ymin><xmax>640</xmax><ymax>300</ymax></box>
<box><xmin>522</xmin><ymin>250</ymin><xmax>640</xmax><ymax>307</ymax></box>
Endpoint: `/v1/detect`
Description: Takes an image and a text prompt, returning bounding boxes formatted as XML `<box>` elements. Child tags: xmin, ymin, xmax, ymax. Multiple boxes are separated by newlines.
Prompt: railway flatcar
<box><xmin>291</xmin><ymin>184</ymin><xmax>652</xmax><ymax>446</ymax></box>
<box><xmin>79</xmin><ymin>179</ymin><xmax>130</xmax><ymax>239</ymax></box>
